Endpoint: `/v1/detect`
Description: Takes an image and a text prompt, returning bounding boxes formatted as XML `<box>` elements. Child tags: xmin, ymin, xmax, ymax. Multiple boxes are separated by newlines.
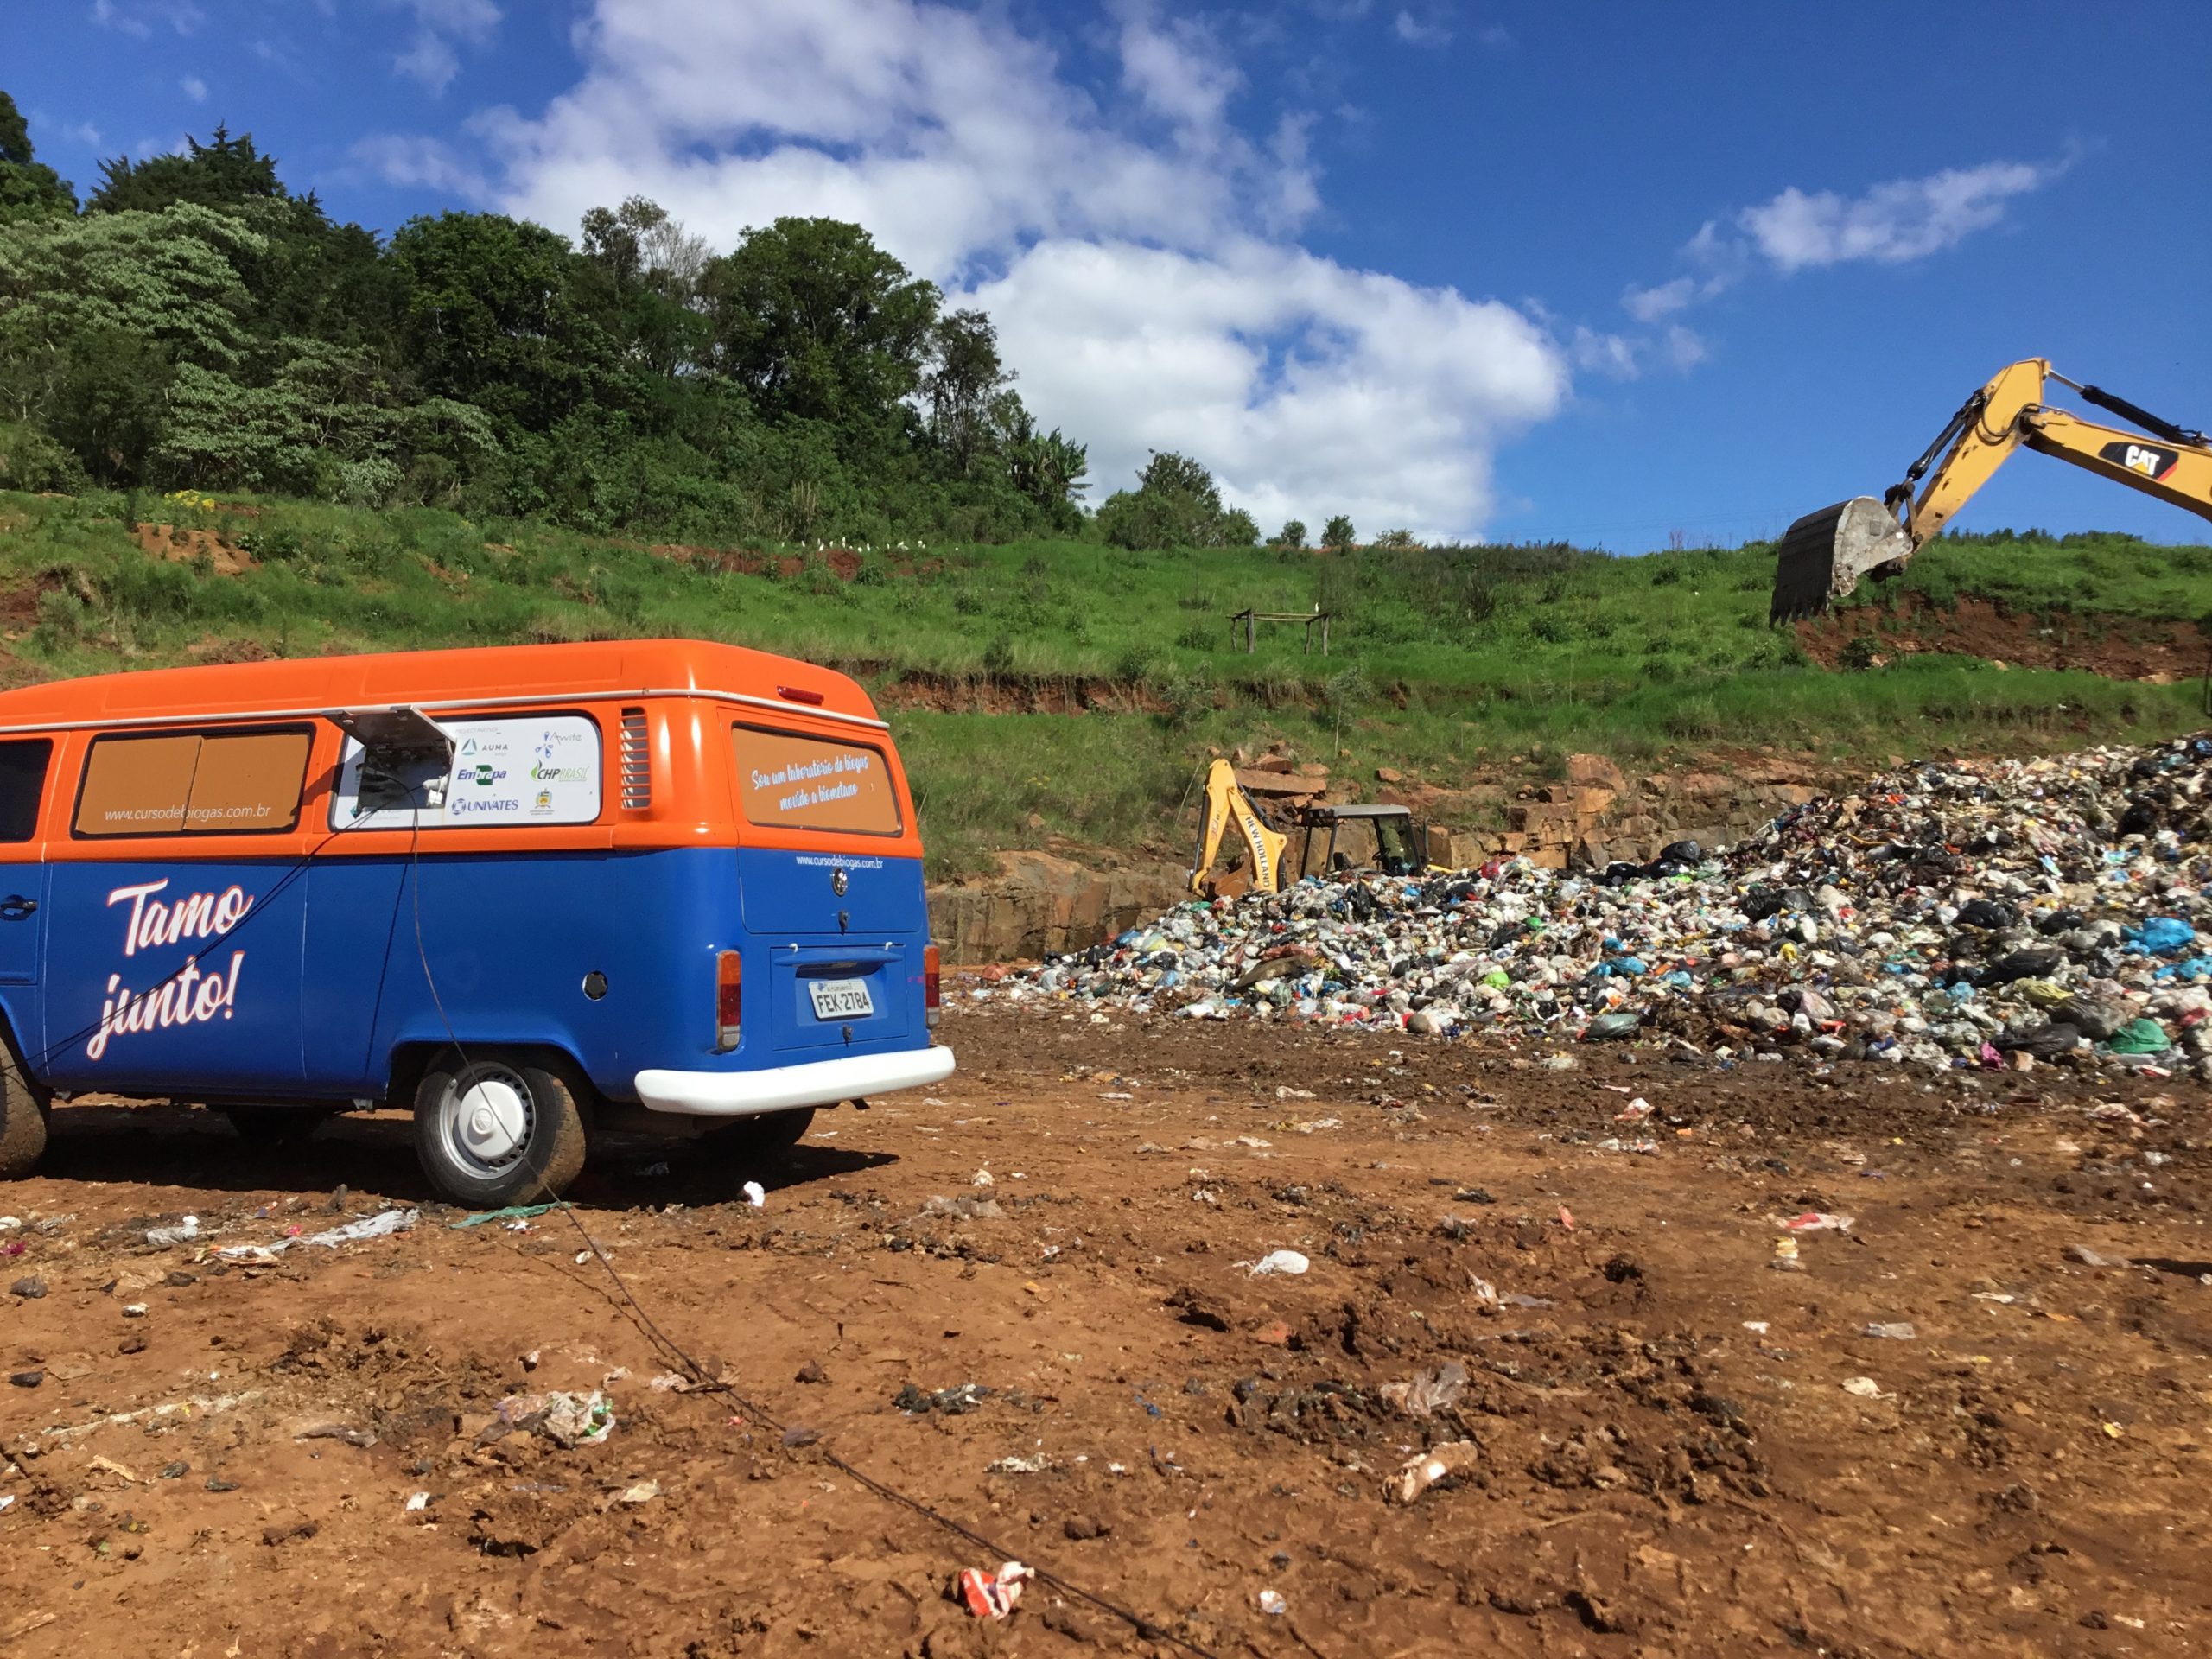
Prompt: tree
<box><xmin>1096</xmin><ymin>450</ymin><xmax>1259</xmax><ymax>549</ymax></box>
<box><xmin>922</xmin><ymin>308</ymin><xmax>1007</xmax><ymax>474</ymax></box>
<box><xmin>701</xmin><ymin>217</ymin><xmax>938</xmax><ymax>428</ymax></box>
<box><xmin>1322</xmin><ymin>513</ymin><xmax>1356</xmax><ymax>550</ymax></box>
<box><xmin>1373</xmin><ymin>527</ymin><xmax>1418</xmax><ymax>549</ymax></box>
<box><xmin>0</xmin><ymin>91</ymin><xmax>77</xmax><ymax>225</ymax></box>
<box><xmin>387</xmin><ymin>211</ymin><xmax>606</xmax><ymax>429</ymax></box>
<box><xmin>0</xmin><ymin>204</ymin><xmax>264</xmax><ymax>479</ymax></box>
<box><xmin>89</xmin><ymin>124</ymin><xmax>289</xmax><ymax>215</ymax></box>
<box><xmin>1274</xmin><ymin>518</ymin><xmax>1308</xmax><ymax>549</ymax></box>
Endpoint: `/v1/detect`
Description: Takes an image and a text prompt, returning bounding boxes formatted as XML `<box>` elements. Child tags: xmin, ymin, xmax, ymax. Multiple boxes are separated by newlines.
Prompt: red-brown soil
<box><xmin>129</xmin><ymin>524</ymin><xmax>253</xmax><ymax>578</ymax></box>
<box><xmin>1797</xmin><ymin>594</ymin><xmax>2211</xmax><ymax>682</ymax></box>
<box><xmin>3</xmin><ymin>1003</ymin><xmax>2208</xmax><ymax>1654</ymax></box>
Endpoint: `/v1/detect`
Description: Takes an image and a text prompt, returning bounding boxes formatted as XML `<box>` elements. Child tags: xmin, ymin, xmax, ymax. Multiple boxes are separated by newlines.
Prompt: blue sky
<box><xmin>8</xmin><ymin>0</ymin><xmax>2209</xmax><ymax>548</ymax></box>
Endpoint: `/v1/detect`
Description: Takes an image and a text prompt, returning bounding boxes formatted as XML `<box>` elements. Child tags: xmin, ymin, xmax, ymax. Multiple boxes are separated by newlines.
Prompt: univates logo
<box><xmin>86</xmin><ymin>879</ymin><xmax>252</xmax><ymax>1060</ymax></box>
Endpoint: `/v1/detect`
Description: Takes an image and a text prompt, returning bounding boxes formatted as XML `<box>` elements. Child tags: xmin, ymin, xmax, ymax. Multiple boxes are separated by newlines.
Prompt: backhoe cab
<box><xmin>1771</xmin><ymin>359</ymin><xmax>2212</xmax><ymax>623</ymax></box>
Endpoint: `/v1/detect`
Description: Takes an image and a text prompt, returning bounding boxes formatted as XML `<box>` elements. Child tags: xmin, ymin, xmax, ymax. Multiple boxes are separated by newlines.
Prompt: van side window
<box><xmin>734</xmin><ymin>725</ymin><xmax>901</xmax><ymax>835</ymax></box>
<box><xmin>0</xmin><ymin>739</ymin><xmax>53</xmax><ymax>842</ymax></box>
<box><xmin>74</xmin><ymin>728</ymin><xmax>312</xmax><ymax>838</ymax></box>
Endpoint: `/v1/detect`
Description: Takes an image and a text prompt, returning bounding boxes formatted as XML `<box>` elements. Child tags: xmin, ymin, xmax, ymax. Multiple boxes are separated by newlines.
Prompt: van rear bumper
<box><xmin>632</xmin><ymin>1046</ymin><xmax>956</xmax><ymax>1117</ymax></box>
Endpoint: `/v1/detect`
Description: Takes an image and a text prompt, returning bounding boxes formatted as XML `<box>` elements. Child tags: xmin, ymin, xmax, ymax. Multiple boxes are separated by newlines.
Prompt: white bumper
<box><xmin>633</xmin><ymin>1045</ymin><xmax>956</xmax><ymax>1117</ymax></box>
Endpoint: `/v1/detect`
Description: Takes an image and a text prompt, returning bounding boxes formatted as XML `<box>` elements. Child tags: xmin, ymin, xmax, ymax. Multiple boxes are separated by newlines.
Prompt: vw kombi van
<box><xmin>0</xmin><ymin>639</ymin><xmax>952</xmax><ymax>1204</ymax></box>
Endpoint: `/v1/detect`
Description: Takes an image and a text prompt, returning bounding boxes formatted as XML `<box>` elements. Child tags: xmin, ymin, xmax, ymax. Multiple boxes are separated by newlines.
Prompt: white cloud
<box><xmin>389</xmin><ymin>0</ymin><xmax>501</xmax><ymax>94</ymax></box>
<box><xmin>61</xmin><ymin>121</ymin><xmax>104</xmax><ymax>149</ymax></box>
<box><xmin>1738</xmin><ymin>161</ymin><xmax>2052</xmax><ymax>270</ymax></box>
<box><xmin>1392</xmin><ymin>9</ymin><xmax>1452</xmax><ymax>47</ymax></box>
<box><xmin>90</xmin><ymin>0</ymin><xmax>204</xmax><ymax>39</ymax></box>
<box><xmin>180</xmin><ymin>74</ymin><xmax>207</xmax><ymax>103</ymax></box>
<box><xmin>381</xmin><ymin>0</ymin><xmax>1571</xmax><ymax>537</ymax></box>
<box><xmin>1621</xmin><ymin>157</ymin><xmax>2063</xmax><ymax>341</ymax></box>
<box><xmin>352</xmin><ymin>132</ymin><xmax>493</xmax><ymax>200</ymax></box>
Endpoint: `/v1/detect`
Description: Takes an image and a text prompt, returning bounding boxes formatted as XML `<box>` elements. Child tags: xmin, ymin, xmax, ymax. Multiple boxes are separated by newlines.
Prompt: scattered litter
<box><xmin>404</xmin><ymin>1492</ymin><xmax>429</xmax><ymax>1512</ymax></box>
<box><xmin>450</xmin><ymin>1202</ymin><xmax>569</xmax><ymax>1230</ymax></box>
<box><xmin>1770</xmin><ymin>1237</ymin><xmax>1803</xmax><ymax>1274</ymax></box>
<box><xmin>1243</xmin><ymin>1249</ymin><xmax>1309</xmax><ymax>1277</ymax></box>
<box><xmin>2067</xmin><ymin>1244</ymin><xmax>2118</xmax><ymax>1268</ymax></box>
<box><xmin>295</xmin><ymin>1423</ymin><xmax>376</xmax><ymax>1448</ymax></box>
<box><xmin>1257</xmin><ymin>1588</ymin><xmax>1288</xmax><ymax>1616</ymax></box>
<box><xmin>923</xmin><ymin>1194</ymin><xmax>1004</xmax><ymax>1221</ymax></box>
<box><xmin>741</xmin><ymin>1181</ymin><xmax>766</xmax><ymax>1209</ymax></box>
<box><xmin>987</xmin><ymin>1452</ymin><xmax>1050</xmax><ymax>1475</ymax></box>
<box><xmin>1778</xmin><ymin>1211</ymin><xmax>1854</xmax><ymax>1233</ymax></box>
<box><xmin>1862</xmin><ymin>1322</ymin><xmax>1917</xmax><ymax>1340</ymax></box>
<box><xmin>481</xmin><ymin>1389</ymin><xmax>615</xmax><ymax>1448</ymax></box>
<box><xmin>1742</xmin><ymin>1320</ymin><xmax>1770</xmax><ymax>1334</ymax></box>
<box><xmin>613</xmin><ymin>1479</ymin><xmax>661</xmax><ymax>1504</ymax></box>
<box><xmin>1378</xmin><ymin>1360</ymin><xmax>1468</xmax><ymax>1420</ymax></box>
<box><xmin>1389</xmin><ymin>1440</ymin><xmax>1481</xmax><ymax>1504</ymax></box>
<box><xmin>971</xmin><ymin>1169</ymin><xmax>995</xmax><ymax>1188</ymax></box>
<box><xmin>143</xmin><ymin>1216</ymin><xmax>200</xmax><ymax>1249</ymax></box>
<box><xmin>219</xmin><ymin>1208</ymin><xmax>418</xmax><ymax>1260</ymax></box>
<box><xmin>957</xmin><ymin>1560</ymin><xmax>1033</xmax><ymax>1618</ymax></box>
<box><xmin>1840</xmin><ymin>1376</ymin><xmax>1887</xmax><ymax>1399</ymax></box>
<box><xmin>895</xmin><ymin>1382</ymin><xmax>993</xmax><ymax>1415</ymax></box>
<box><xmin>8</xmin><ymin>1275</ymin><xmax>43</xmax><ymax>1299</ymax></box>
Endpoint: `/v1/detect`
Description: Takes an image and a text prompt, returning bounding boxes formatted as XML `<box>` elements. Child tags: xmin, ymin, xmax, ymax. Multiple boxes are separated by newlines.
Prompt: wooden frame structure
<box><xmin>1228</xmin><ymin>606</ymin><xmax>1332</xmax><ymax>655</ymax></box>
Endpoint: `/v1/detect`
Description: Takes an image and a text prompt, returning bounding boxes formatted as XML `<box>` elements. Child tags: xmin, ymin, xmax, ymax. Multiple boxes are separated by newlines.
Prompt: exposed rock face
<box><xmin>929</xmin><ymin>851</ymin><xmax>1190</xmax><ymax>963</ymax></box>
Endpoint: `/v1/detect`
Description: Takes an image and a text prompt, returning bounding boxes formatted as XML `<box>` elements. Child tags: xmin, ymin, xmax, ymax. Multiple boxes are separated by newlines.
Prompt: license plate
<box><xmin>808</xmin><ymin>977</ymin><xmax>874</xmax><ymax>1020</ymax></box>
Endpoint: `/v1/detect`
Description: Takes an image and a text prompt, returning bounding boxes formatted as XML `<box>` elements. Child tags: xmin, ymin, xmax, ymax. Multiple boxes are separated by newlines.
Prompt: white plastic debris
<box><xmin>741</xmin><ymin>1181</ymin><xmax>766</xmax><ymax>1209</ymax></box>
<box><xmin>404</xmin><ymin>1491</ymin><xmax>429</xmax><ymax>1511</ymax></box>
<box><xmin>144</xmin><ymin>1215</ymin><xmax>200</xmax><ymax>1248</ymax></box>
<box><xmin>1244</xmin><ymin>1249</ymin><xmax>1310</xmax><ymax>1277</ymax></box>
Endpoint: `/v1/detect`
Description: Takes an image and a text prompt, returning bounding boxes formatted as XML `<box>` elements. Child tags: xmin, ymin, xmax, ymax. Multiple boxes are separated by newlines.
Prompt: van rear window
<box><xmin>734</xmin><ymin>726</ymin><xmax>901</xmax><ymax>836</ymax></box>
<box><xmin>75</xmin><ymin>728</ymin><xmax>312</xmax><ymax>838</ymax></box>
<box><xmin>0</xmin><ymin>739</ymin><xmax>53</xmax><ymax>842</ymax></box>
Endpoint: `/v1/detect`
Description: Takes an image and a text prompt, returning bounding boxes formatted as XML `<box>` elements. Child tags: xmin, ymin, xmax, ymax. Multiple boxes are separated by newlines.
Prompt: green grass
<box><xmin>3</xmin><ymin>488</ymin><xmax>2209</xmax><ymax>877</ymax></box>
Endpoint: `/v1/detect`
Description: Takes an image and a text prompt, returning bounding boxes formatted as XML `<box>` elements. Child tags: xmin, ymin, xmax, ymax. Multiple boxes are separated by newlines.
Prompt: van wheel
<box><xmin>224</xmin><ymin>1107</ymin><xmax>332</xmax><ymax>1148</ymax></box>
<box><xmin>704</xmin><ymin>1107</ymin><xmax>815</xmax><ymax>1161</ymax></box>
<box><xmin>0</xmin><ymin>1067</ymin><xmax>46</xmax><ymax>1179</ymax></box>
<box><xmin>414</xmin><ymin>1050</ymin><xmax>588</xmax><ymax>1207</ymax></box>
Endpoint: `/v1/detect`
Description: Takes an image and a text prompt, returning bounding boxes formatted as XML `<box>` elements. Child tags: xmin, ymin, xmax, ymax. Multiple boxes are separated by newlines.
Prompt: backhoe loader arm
<box><xmin>1771</xmin><ymin>359</ymin><xmax>2212</xmax><ymax>621</ymax></box>
<box><xmin>1188</xmin><ymin>759</ymin><xmax>1289</xmax><ymax>897</ymax></box>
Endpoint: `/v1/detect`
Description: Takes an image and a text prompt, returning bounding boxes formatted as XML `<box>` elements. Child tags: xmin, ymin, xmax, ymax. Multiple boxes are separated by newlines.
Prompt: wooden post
<box><xmin>1320</xmin><ymin>613</ymin><xmax>1330</xmax><ymax>655</ymax></box>
<box><xmin>1246</xmin><ymin>611</ymin><xmax>1255</xmax><ymax>654</ymax></box>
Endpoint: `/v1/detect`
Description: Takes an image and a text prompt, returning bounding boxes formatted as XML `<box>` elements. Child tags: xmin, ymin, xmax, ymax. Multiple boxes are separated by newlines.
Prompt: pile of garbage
<box><xmin>1002</xmin><ymin>737</ymin><xmax>2212</xmax><ymax>1077</ymax></box>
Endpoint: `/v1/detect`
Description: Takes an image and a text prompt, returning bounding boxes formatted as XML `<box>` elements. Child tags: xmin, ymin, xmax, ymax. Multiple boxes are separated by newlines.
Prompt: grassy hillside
<box><xmin>3</xmin><ymin>487</ymin><xmax>2209</xmax><ymax>874</ymax></box>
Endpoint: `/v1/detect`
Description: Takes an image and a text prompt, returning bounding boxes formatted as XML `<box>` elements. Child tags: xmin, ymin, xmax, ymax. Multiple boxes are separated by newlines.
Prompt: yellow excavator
<box><xmin>1770</xmin><ymin>359</ymin><xmax>2212</xmax><ymax>622</ymax></box>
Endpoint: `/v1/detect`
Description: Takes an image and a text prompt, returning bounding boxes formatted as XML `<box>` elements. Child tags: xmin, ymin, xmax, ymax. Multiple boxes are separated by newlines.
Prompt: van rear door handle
<box><xmin>0</xmin><ymin>895</ymin><xmax>35</xmax><ymax>917</ymax></box>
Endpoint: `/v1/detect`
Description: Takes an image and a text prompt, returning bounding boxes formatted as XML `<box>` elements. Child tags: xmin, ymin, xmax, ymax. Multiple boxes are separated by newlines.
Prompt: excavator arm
<box><xmin>1771</xmin><ymin>359</ymin><xmax>2212</xmax><ymax>621</ymax></box>
<box><xmin>1188</xmin><ymin>759</ymin><xmax>1289</xmax><ymax>897</ymax></box>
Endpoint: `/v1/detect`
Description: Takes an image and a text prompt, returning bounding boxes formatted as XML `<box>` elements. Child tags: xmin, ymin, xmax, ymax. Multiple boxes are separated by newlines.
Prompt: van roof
<box><xmin>0</xmin><ymin>639</ymin><xmax>882</xmax><ymax>732</ymax></box>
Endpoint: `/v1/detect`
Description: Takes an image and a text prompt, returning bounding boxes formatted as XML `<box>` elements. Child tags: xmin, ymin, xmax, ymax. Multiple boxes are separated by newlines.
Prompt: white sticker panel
<box><xmin>331</xmin><ymin>713</ymin><xmax>603</xmax><ymax>830</ymax></box>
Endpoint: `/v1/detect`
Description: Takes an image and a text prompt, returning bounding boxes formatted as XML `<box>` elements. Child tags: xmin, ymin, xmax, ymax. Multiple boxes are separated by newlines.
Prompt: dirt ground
<box><xmin>3</xmin><ymin>999</ymin><xmax>2210</xmax><ymax>1657</ymax></box>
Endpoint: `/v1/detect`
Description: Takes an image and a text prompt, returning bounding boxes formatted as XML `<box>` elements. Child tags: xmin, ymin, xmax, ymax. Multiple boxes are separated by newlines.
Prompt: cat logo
<box><xmin>2099</xmin><ymin>439</ymin><xmax>2179</xmax><ymax>481</ymax></box>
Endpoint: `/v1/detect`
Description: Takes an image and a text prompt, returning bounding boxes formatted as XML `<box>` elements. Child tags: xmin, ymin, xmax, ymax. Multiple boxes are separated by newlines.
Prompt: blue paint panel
<box><xmin>0</xmin><ymin>859</ymin><xmax>48</xmax><ymax>986</ymax></box>
<box><xmin>740</xmin><ymin>844</ymin><xmax>921</xmax><ymax>938</ymax></box>
<box><xmin>12</xmin><ymin>844</ymin><xmax>932</xmax><ymax>1106</ymax></box>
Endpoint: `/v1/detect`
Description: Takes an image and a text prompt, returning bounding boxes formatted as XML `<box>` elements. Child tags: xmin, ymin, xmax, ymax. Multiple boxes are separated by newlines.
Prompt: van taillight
<box><xmin>715</xmin><ymin>950</ymin><xmax>742</xmax><ymax>1050</ymax></box>
<box><xmin>924</xmin><ymin>943</ymin><xmax>941</xmax><ymax>1028</ymax></box>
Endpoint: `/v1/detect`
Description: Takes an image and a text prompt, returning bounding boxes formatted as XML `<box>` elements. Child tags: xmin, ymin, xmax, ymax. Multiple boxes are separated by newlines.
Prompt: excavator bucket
<box><xmin>1769</xmin><ymin>496</ymin><xmax>1916</xmax><ymax>624</ymax></box>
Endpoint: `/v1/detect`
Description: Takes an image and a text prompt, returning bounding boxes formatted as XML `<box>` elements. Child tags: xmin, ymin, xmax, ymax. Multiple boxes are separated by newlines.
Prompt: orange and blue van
<box><xmin>0</xmin><ymin>639</ymin><xmax>952</xmax><ymax>1203</ymax></box>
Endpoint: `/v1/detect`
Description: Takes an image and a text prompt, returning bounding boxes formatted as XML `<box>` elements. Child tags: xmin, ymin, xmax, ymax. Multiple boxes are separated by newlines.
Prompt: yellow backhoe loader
<box><xmin>1770</xmin><ymin>359</ymin><xmax>2212</xmax><ymax>622</ymax></box>
<box><xmin>1187</xmin><ymin>759</ymin><xmax>1429</xmax><ymax>896</ymax></box>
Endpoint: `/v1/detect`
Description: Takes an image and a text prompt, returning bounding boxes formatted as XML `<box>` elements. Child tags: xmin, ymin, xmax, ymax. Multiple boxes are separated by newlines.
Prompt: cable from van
<box><xmin>401</xmin><ymin>820</ymin><xmax>1223</xmax><ymax>1659</ymax></box>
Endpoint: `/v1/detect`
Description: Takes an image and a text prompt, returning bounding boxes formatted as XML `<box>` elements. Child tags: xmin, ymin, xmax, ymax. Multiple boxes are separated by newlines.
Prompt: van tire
<box><xmin>413</xmin><ymin>1049</ymin><xmax>588</xmax><ymax>1207</ymax></box>
<box><xmin>704</xmin><ymin>1107</ymin><xmax>815</xmax><ymax>1161</ymax></box>
<box><xmin>0</xmin><ymin>1068</ymin><xmax>46</xmax><ymax>1179</ymax></box>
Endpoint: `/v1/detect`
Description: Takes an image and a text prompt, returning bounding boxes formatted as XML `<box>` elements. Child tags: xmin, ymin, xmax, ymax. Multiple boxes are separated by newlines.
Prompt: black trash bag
<box><xmin>1740</xmin><ymin>886</ymin><xmax>1783</xmax><ymax>922</ymax></box>
<box><xmin>2119</xmin><ymin>798</ymin><xmax>2158</xmax><ymax>836</ymax></box>
<box><xmin>2035</xmin><ymin>907</ymin><xmax>2085</xmax><ymax>936</ymax></box>
<box><xmin>1488</xmin><ymin>918</ymin><xmax>1526</xmax><ymax>949</ymax></box>
<box><xmin>1941</xmin><ymin>963</ymin><xmax>1986</xmax><ymax>988</ymax></box>
<box><xmin>1658</xmin><ymin>839</ymin><xmax>1703</xmax><ymax>866</ymax></box>
<box><xmin>1955</xmin><ymin>899</ymin><xmax>2017</xmax><ymax>929</ymax></box>
<box><xmin>1997</xmin><ymin>1022</ymin><xmax>2081</xmax><ymax>1058</ymax></box>
<box><xmin>1599</xmin><ymin>861</ymin><xmax>1644</xmax><ymax>887</ymax></box>
<box><xmin>1982</xmin><ymin>948</ymin><xmax>2064</xmax><ymax>988</ymax></box>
